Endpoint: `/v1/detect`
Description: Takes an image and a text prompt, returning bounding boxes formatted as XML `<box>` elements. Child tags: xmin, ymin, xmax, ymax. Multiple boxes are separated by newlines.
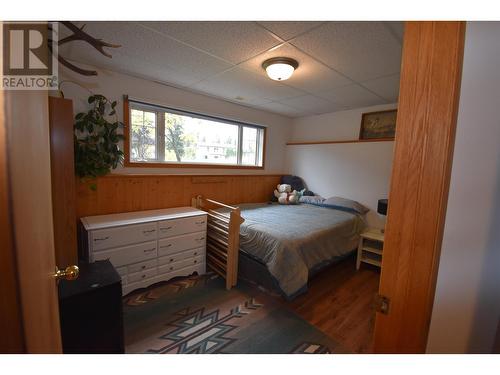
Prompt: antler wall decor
<box><xmin>50</xmin><ymin>21</ymin><xmax>121</xmax><ymax>76</ymax></box>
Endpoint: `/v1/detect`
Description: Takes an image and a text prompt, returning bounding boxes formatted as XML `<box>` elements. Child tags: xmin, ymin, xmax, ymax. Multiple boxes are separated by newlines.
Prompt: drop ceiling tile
<box><xmin>257</xmin><ymin>21</ymin><xmax>325</xmax><ymax>41</ymax></box>
<box><xmin>290</xmin><ymin>21</ymin><xmax>403</xmax><ymax>82</ymax></box>
<box><xmin>277</xmin><ymin>94</ymin><xmax>346</xmax><ymax>115</ymax></box>
<box><xmin>240</xmin><ymin>43</ymin><xmax>351</xmax><ymax>94</ymax></box>
<box><xmin>60</xmin><ymin>47</ymin><xmax>202</xmax><ymax>88</ymax></box>
<box><xmin>256</xmin><ymin>101</ymin><xmax>303</xmax><ymax>117</ymax></box>
<box><xmin>191</xmin><ymin>67</ymin><xmax>304</xmax><ymax>105</ymax></box>
<box><xmin>59</xmin><ymin>22</ymin><xmax>232</xmax><ymax>84</ymax></box>
<box><xmin>141</xmin><ymin>21</ymin><xmax>282</xmax><ymax>64</ymax></box>
<box><xmin>318</xmin><ymin>84</ymin><xmax>387</xmax><ymax>108</ymax></box>
<box><xmin>58</xmin><ymin>21</ymin><xmax>401</xmax><ymax>118</ymax></box>
<box><xmin>361</xmin><ymin>74</ymin><xmax>400</xmax><ymax>102</ymax></box>
<box><xmin>75</xmin><ymin>53</ymin><xmax>203</xmax><ymax>88</ymax></box>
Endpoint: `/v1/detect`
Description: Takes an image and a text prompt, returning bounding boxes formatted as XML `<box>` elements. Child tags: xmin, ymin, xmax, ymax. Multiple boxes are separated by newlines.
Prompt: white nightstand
<box><xmin>356</xmin><ymin>228</ymin><xmax>384</xmax><ymax>270</ymax></box>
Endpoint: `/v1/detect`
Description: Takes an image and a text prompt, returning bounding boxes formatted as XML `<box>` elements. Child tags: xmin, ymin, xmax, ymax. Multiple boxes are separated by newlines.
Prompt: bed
<box><xmin>234</xmin><ymin>203</ymin><xmax>365</xmax><ymax>299</ymax></box>
<box><xmin>192</xmin><ymin>196</ymin><xmax>366</xmax><ymax>300</ymax></box>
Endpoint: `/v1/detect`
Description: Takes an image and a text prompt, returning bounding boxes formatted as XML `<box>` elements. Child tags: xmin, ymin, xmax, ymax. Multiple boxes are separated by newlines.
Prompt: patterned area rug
<box><xmin>123</xmin><ymin>273</ymin><xmax>349</xmax><ymax>354</ymax></box>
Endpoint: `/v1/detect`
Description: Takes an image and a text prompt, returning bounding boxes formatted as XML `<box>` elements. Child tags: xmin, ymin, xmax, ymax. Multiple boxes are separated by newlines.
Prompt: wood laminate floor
<box><xmin>285</xmin><ymin>255</ymin><xmax>380</xmax><ymax>353</ymax></box>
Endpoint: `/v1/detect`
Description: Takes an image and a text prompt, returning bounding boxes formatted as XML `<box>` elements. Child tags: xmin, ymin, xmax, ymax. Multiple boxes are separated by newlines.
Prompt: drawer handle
<box><xmin>141</xmin><ymin>265</ymin><xmax>146</xmax><ymax>269</ymax></box>
<box><xmin>94</xmin><ymin>236</ymin><xmax>109</xmax><ymax>242</ymax></box>
<box><xmin>170</xmin><ymin>258</ymin><xmax>174</xmax><ymax>262</ymax></box>
<box><xmin>161</xmin><ymin>244</ymin><xmax>172</xmax><ymax>249</ymax></box>
<box><xmin>141</xmin><ymin>274</ymin><xmax>146</xmax><ymax>279</ymax></box>
<box><xmin>143</xmin><ymin>248</ymin><xmax>155</xmax><ymax>253</ymax></box>
<box><xmin>169</xmin><ymin>266</ymin><xmax>173</xmax><ymax>271</ymax></box>
<box><xmin>194</xmin><ymin>260</ymin><xmax>197</xmax><ymax>263</ymax></box>
<box><xmin>143</xmin><ymin>229</ymin><xmax>156</xmax><ymax>234</ymax></box>
<box><xmin>195</xmin><ymin>221</ymin><xmax>205</xmax><ymax>225</ymax></box>
<box><xmin>194</xmin><ymin>252</ymin><xmax>198</xmax><ymax>255</ymax></box>
<box><xmin>196</xmin><ymin>237</ymin><xmax>205</xmax><ymax>241</ymax></box>
<box><xmin>160</xmin><ymin>226</ymin><xmax>173</xmax><ymax>231</ymax></box>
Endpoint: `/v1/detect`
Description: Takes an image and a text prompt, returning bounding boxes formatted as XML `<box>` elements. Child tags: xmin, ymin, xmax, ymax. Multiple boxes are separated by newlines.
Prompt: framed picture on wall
<box><xmin>359</xmin><ymin>109</ymin><xmax>397</xmax><ymax>140</ymax></box>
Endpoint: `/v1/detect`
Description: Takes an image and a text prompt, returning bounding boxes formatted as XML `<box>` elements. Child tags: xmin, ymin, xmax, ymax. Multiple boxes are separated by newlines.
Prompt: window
<box><xmin>126</xmin><ymin>99</ymin><xmax>265</xmax><ymax>168</ymax></box>
<box><xmin>130</xmin><ymin>109</ymin><xmax>156</xmax><ymax>161</ymax></box>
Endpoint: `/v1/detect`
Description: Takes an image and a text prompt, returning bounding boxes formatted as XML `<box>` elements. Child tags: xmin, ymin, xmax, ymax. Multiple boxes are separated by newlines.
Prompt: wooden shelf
<box><xmin>360</xmin><ymin>256</ymin><xmax>382</xmax><ymax>267</ymax></box>
<box><xmin>361</xmin><ymin>229</ymin><xmax>385</xmax><ymax>242</ymax></box>
<box><xmin>362</xmin><ymin>246</ymin><xmax>383</xmax><ymax>255</ymax></box>
<box><xmin>357</xmin><ymin>228</ymin><xmax>384</xmax><ymax>271</ymax></box>
<box><xmin>286</xmin><ymin>138</ymin><xmax>394</xmax><ymax>146</ymax></box>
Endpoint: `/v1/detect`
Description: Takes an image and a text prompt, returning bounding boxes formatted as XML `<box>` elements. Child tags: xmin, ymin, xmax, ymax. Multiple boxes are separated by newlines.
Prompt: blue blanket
<box><xmin>236</xmin><ymin>203</ymin><xmax>365</xmax><ymax>297</ymax></box>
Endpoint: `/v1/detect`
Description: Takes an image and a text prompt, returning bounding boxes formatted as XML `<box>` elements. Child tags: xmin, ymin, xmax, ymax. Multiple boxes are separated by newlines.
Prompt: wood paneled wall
<box><xmin>76</xmin><ymin>174</ymin><xmax>282</xmax><ymax>218</ymax></box>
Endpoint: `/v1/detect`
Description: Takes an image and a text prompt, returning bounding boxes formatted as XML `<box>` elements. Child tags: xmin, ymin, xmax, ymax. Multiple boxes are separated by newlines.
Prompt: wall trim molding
<box><xmin>104</xmin><ymin>173</ymin><xmax>285</xmax><ymax>178</ymax></box>
<box><xmin>287</xmin><ymin>138</ymin><xmax>394</xmax><ymax>146</ymax></box>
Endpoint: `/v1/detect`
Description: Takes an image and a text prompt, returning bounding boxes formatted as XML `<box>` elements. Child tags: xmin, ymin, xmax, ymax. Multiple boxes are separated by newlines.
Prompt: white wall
<box><xmin>290</xmin><ymin>103</ymin><xmax>398</xmax><ymax>143</ymax></box>
<box><xmin>287</xmin><ymin>103</ymin><xmax>397</xmax><ymax>229</ymax></box>
<box><xmin>426</xmin><ymin>22</ymin><xmax>500</xmax><ymax>353</ymax></box>
<box><xmin>58</xmin><ymin>62</ymin><xmax>291</xmax><ymax>175</ymax></box>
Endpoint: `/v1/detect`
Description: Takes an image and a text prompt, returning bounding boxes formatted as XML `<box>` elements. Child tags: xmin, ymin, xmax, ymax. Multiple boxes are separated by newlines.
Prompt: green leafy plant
<box><xmin>74</xmin><ymin>94</ymin><xmax>124</xmax><ymax>187</ymax></box>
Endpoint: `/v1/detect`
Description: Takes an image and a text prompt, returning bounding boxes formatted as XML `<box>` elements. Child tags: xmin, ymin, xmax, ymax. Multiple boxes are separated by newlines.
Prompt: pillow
<box><xmin>299</xmin><ymin>195</ymin><xmax>325</xmax><ymax>205</ymax></box>
<box><xmin>322</xmin><ymin>196</ymin><xmax>369</xmax><ymax>215</ymax></box>
<box><xmin>280</xmin><ymin>175</ymin><xmax>315</xmax><ymax>196</ymax></box>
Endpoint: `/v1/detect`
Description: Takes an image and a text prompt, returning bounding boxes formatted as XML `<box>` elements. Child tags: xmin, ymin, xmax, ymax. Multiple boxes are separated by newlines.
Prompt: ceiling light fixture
<box><xmin>262</xmin><ymin>57</ymin><xmax>299</xmax><ymax>81</ymax></box>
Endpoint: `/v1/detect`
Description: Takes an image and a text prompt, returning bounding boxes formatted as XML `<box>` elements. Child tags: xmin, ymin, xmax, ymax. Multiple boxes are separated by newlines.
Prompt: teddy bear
<box><xmin>274</xmin><ymin>184</ymin><xmax>301</xmax><ymax>205</ymax></box>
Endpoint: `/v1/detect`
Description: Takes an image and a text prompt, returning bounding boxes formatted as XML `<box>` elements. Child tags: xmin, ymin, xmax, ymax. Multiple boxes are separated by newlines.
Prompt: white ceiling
<box><xmin>58</xmin><ymin>21</ymin><xmax>403</xmax><ymax>118</ymax></box>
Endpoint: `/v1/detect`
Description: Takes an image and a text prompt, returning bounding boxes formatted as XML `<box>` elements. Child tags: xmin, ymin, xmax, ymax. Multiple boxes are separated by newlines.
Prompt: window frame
<box><xmin>123</xmin><ymin>97</ymin><xmax>266</xmax><ymax>169</ymax></box>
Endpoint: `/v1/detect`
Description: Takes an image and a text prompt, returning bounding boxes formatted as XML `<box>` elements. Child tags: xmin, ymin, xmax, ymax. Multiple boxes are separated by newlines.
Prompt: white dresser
<box><xmin>79</xmin><ymin>207</ymin><xmax>207</xmax><ymax>295</ymax></box>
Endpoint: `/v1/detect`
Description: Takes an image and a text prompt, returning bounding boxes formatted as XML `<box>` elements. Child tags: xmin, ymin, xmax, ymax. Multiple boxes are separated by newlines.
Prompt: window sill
<box><xmin>124</xmin><ymin>160</ymin><xmax>265</xmax><ymax>170</ymax></box>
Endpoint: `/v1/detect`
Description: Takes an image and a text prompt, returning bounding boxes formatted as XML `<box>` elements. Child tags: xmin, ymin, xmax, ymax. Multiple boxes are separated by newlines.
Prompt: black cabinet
<box><xmin>58</xmin><ymin>260</ymin><xmax>124</xmax><ymax>353</ymax></box>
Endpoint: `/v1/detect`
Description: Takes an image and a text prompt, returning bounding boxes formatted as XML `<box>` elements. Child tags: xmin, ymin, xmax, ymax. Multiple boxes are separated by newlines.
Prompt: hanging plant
<box><xmin>74</xmin><ymin>94</ymin><xmax>124</xmax><ymax>188</ymax></box>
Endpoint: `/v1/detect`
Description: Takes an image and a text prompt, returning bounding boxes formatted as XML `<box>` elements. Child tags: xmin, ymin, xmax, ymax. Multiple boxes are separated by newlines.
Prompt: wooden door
<box><xmin>3</xmin><ymin>90</ymin><xmax>63</xmax><ymax>353</ymax></box>
<box><xmin>0</xmin><ymin>58</ymin><xmax>25</xmax><ymax>353</ymax></box>
<box><xmin>373</xmin><ymin>22</ymin><xmax>466</xmax><ymax>353</ymax></box>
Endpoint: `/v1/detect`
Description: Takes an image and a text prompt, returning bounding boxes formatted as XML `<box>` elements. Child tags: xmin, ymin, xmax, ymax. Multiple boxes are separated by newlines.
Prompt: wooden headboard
<box><xmin>75</xmin><ymin>174</ymin><xmax>282</xmax><ymax>219</ymax></box>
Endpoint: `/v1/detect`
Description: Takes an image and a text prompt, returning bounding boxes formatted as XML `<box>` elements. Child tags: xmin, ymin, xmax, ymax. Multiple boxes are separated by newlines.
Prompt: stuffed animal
<box><xmin>274</xmin><ymin>184</ymin><xmax>290</xmax><ymax>204</ymax></box>
<box><xmin>274</xmin><ymin>184</ymin><xmax>302</xmax><ymax>205</ymax></box>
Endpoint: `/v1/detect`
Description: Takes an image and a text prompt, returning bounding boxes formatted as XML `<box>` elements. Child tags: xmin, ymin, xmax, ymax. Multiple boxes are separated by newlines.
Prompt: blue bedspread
<box><xmin>236</xmin><ymin>203</ymin><xmax>365</xmax><ymax>297</ymax></box>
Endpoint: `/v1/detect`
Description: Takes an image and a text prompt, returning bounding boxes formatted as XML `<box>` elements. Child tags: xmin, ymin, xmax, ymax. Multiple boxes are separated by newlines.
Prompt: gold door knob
<box><xmin>54</xmin><ymin>265</ymin><xmax>79</xmax><ymax>281</ymax></box>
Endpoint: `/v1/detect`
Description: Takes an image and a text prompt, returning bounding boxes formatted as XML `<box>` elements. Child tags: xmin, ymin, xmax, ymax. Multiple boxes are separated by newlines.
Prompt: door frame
<box><xmin>373</xmin><ymin>21</ymin><xmax>466</xmax><ymax>353</ymax></box>
<box><xmin>1</xmin><ymin>21</ymin><xmax>465</xmax><ymax>353</ymax></box>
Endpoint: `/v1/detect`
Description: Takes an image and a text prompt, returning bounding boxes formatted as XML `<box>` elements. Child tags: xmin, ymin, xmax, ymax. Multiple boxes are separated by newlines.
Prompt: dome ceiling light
<box><xmin>262</xmin><ymin>57</ymin><xmax>299</xmax><ymax>81</ymax></box>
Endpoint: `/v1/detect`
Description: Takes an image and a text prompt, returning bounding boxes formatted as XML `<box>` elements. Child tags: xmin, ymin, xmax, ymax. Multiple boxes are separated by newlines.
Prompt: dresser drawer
<box><xmin>91</xmin><ymin>222</ymin><xmax>158</xmax><ymax>251</ymax></box>
<box><xmin>158</xmin><ymin>254</ymin><xmax>205</xmax><ymax>274</ymax></box>
<box><xmin>128</xmin><ymin>259</ymin><xmax>157</xmax><ymax>274</ymax></box>
<box><xmin>158</xmin><ymin>232</ymin><xmax>206</xmax><ymax>257</ymax></box>
<box><xmin>92</xmin><ymin>241</ymin><xmax>157</xmax><ymax>268</ymax></box>
<box><xmin>158</xmin><ymin>216</ymin><xmax>207</xmax><ymax>239</ymax></box>
<box><xmin>128</xmin><ymin>267</ymin><xmax>158</xmax><ymax>284</ymax></box>
<box><xmin>158</xmin><ymin>247</ymin><xmax>204</xmax><ymax>266</ymax></box>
